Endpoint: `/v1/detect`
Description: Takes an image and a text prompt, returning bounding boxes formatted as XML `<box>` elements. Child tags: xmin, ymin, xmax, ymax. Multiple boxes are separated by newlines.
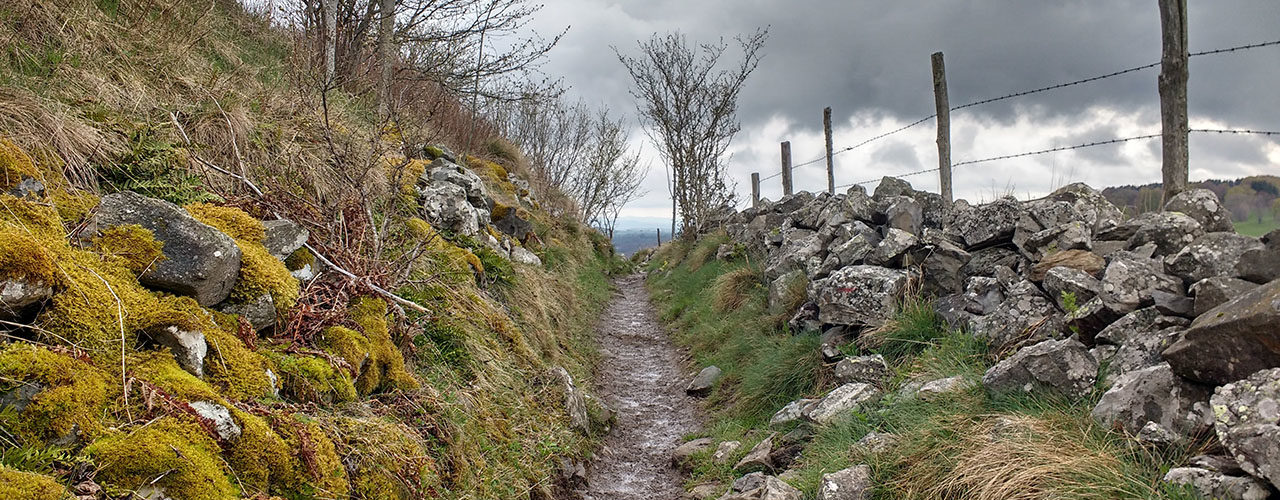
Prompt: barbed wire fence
<box><xmin>749</xmin><ymin>34</ymin><xmax>1280</xmax><ymax>207</ymax></box>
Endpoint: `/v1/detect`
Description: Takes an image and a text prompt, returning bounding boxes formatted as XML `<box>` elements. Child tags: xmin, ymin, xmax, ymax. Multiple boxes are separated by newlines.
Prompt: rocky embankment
<box><xmin>680</xmin><ymin>177</ymin><xmax>1280</xmax><ymax>499</ymax></box>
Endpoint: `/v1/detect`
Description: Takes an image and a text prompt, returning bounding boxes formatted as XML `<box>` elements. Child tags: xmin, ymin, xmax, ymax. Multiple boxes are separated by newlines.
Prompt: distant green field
<box><xmin>1235</xmin><ymin>213</ymin><xmax>1279</xmax><ymax>237</ymax></box>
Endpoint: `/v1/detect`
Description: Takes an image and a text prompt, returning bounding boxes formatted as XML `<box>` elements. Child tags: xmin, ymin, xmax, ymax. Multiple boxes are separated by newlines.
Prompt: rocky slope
<box><xmin>658</xmin><ymin>177</ymin><xmax>1280</xmax><ymax>499</ymax></box>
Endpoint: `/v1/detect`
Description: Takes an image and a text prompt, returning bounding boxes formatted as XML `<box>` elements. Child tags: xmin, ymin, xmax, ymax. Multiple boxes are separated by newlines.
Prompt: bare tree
<box><xmin>571</xmin><ymin>111</ymin><xmax>647</xmax><ymax>236</ymax></box>
<box><xmin>615</xmin><ymin>28</ymin><xmax>768</xmax><ymax>235</ymax></box>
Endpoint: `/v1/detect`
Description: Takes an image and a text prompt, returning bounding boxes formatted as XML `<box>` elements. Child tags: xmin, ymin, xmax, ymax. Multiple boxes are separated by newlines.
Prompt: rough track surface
<box><xmin>579</xmin><ymin>274</ymin><xmax>701</xmax><ymax>499</ymax></box>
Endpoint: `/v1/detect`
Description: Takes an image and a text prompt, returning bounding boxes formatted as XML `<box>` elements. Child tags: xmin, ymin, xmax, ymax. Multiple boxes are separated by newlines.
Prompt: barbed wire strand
<box><xmin>1190</xmin><ymin>128</ymin><xmax>1280</xmax><ymax>136</ymax></box>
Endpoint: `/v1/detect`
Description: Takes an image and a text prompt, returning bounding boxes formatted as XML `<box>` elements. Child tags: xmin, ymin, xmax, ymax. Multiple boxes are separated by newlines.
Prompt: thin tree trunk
<box><xmin>323</xmin><ymin>0</ymin><xmax>337</xmax><ymax>86</ymax></box>
<box><xmin>378</xmin><ymin>0</ymin><xmax>396</xmax><ymax>117</ymax></box>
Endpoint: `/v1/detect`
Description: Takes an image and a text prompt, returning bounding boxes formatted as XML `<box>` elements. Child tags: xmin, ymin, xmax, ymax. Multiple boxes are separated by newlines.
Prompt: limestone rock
<box><xmin>765</xmin><ymin>228</ymin><xmax>824</xmax><ymax>280</ymax></box>
<box><xmin>1163</xmin><ymin>467</ymin><xmax>1273</xmax><ymax>500</ymax></box>
<box><xmin>721</xmin><ymin>473</ymin><xmax>801</xmax><ymax>500</ymax></box>
<box><xmin>1211</xmin><ymin>367</ymin><xmax>1280</xmax><ymax>490</ymax></box>
<box><xmin>770</xmin><ymin>399</ymin><xmax>819</xmax><ymax>428</ymax></box>
<box><xmin>1100</xmin><ymin>251</ymin><xmax>1183</xmax><ymax>313</ymax></box>
<box><xmin>734</xmin><ymin>434</ymin><xmax>777</xmax><ymax>473</ymax></box>
<box><xmin>551</xmin><ymin>367</ymin><xmax>589</xmax><ymax>434</ymax></box>
<box><xmin>714</xmin><ymin>441</ymin><xmax>743</xmax><ymax>464</ymax></box>
<box><xmin>982</xmin><ymin>338</ymin><xmax>1097</xmax><ymax>399</ymax></box>
<box><xmin>260</xmin><ymin>219</ymin><xmax>309</xmax><ymax>261</ymax></box>
<box><xmin>1042</xmin><ymin>266</ymin><xmax>1101</xmax><ymax>312</ymax></box>
<box><xmin>144</xmin><ymin>325</ymin><xmax>208</xmax><ymax>378</ymax></box>
<box><xmin>916</xmin><ymin>236</ymin><xmax>971</xmax><ymax>296</ymax></box>
<box><xmin>687</xmin><ymin>366</ymin><xmax>722</xmax><ymax>397</ymax></box>
<box><xmin>809</xmin><ymin>266</ymin><xmax>909</xmax><ymax>328</ymax></box>
<box><xmin>509</xmin><ymin>246</ymin><xmax>542</xmax><ymax>266</ymax></box>
<box><xmin>1164</xmin><ymin>278</ymin><xmax>1280</xmax><ymax>386</ymax></box>
<box><xmin>0</xmin><ymin>278</ymin><xmax>53</xmax><ymax>321</ymax></box>
<box><xmin>1127</xmin><ymin>211</ymin><xmax>1204</xmax><ymax>257</ymax></box>
<box><xmin>1163</xmin><ymin>188</ymin><xmax>1237</xmax><ymax>233</ymax></box>
<box><xmin>214</xmin><ymin>293</ymin><xmax>275</xmax><ymax>331</ymax></box>
<box><xmin>1092</xmin><ymin>363</ymin><xmax>1211</xmax><ymax>438</ymax></box>
<box><xmin>1190</xmin><ymin>277</ymin><xmax>1258</xmax><ymax>317</ymax></box>
<box><xmin>189</xmin><ymin>401</ymin><xmax>241</xmax><ymax>443</ymax></box>
<box><xmin>833</xmin><ymin>355</ymin><xmax>889</xmax><ymax>387</ymax></box>
<box><xmin>854</xmin><ymin>431</ymin><xmax>899</xmax><ymax>454</ymax></box>
<box><xmin>1236</xmin><ymin>247</ymin><xmax>1280</xmax><ymax>284</ymax></box>
<box><xmin>83</xmin><ymin>191</ymin><xmax>241</xmax><ymax>306</ymax></box>
<box><xmin>866</xmin><ymin>228</ymin><xmax>916</xmax><ymax>267</ymax></box>
<box><xmin>947</xmin><ymin>198</ymin><xmax>1022</xmax><ymax>249</ymax></box>
<box><xmin>1165</xmin><ymin>232</ymin><xmax>1262</xmax><ymax>285</ymax></box>
<box><xmin>818</xmin><ymin>464</ymin><xmax>872</xmax><ymax>500</ymax></box>
<box><xmin>805</xmin><ymin>383</ymin><xmax>881</xmax><ymax>425</ymax></box>
<box><xmin>916</xmin><ymin>375</ymin><xmax>977</xmax><ymax>401</ymax></box>
<box><xmin>672</xmin><ymin>437</ymin><xmax>715</xmax><ymax>471</ymax></box>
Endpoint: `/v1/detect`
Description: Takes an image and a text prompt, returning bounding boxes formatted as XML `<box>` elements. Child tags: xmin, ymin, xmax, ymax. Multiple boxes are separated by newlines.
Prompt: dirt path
<box><xmin>579</xmin><ymin>274</ymin><xmax>701</xmax><ymax>500</ymax></box>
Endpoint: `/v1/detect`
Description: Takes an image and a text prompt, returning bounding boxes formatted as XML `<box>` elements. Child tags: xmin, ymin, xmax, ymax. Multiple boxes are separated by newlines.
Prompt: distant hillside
<box><xmin>612</xmin><ymin>228</ymin><xmax>664</xmax><ymax>256</ymax></box>
<box><xmin>1102</xmin><ymin>175</ymin><xmax>1280</xmax><ymax>220</ymax></box>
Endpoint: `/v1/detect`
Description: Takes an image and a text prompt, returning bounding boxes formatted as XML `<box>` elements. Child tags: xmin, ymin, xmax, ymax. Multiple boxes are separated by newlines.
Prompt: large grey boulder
<box><xmin>1045</xmin><ymin>183</ymin><xmax>1125</xmax><ymax>230</ymax></box>
<box><xmin>805</xmin><ymin>383</ymin><xmax>881</xmax><ymax>425</ymax></box>
<box><xmin>83</xmin><ymin>191</ymin><xmax>241</xmax><ymax>306</ymax></box>
<box><xmin>809</xmin><ymin>266</ymin><xmax>909</xmax><ymax>328</ymax></box>
<box><xmin>214</xmin><ymin>293</ymin><xmax>275</xmax><ymax>332</ymax></box>
<box><xmin>833</xmin><ymin>355</ymin><xmax>889</xmax><ymax>386</ymax></box>
<box><xmin>765</xmin><ymin>228</ymin><xmax>824</xmax><ymax>280</ymax></box>
<box><xmin>1211</xmin><ymin>367</ymin><xmax>1280</xmax><ymax>490</ymax></box>
<box><xmin>1236</xmin><ymin>246</ymin><xmax>1280</xmax><ymax>284</ymax></box>
<box><xmin>687</xmin><ymin>366</ymin><xmax>723</xmax><ymax>397</ymax></box>
<box><xmin>1162</xmin><ymin>467</ymin><xmax>1273</xmax><ymax>500</ymax></box>
<box><xmin>982</xmin><ymin>338</ymin><xmax>1097</xmax><ymax>399</ymax></box>
<box><xmin>818</xmin><ymin>465</ymin><xmax>873</xmax><ymax>500</ymax></box>
<box><xmin>826</xmin><ymin>232</ymin><xmax>878</xmax><ymax>270</ymax></box>
<box><xmin>1042</xmin><ymin>266</ymin><xmax>1101</xmax><ymax>312</ymax></box>
<box><xmin>1092</xmin><ymin>363</ymin><xmax>1211</xmax><ymax>438</ymax></box>
<box><xmin>963</xmin><ymin>247</ymin><xmax>1022</xmax><ymax>279</ymax></box>
<box><xmin>1164</xmin><ymin>188</ymin><xmax>1237</xmax><ymax>233</ymax></box>
<box><xmin>1164</xmin><ymin>278</ymin><xmax>1280</xmax><ymax>386</ymax></box>
<box><xmin>1190</xmin><ymin>277</ymin><xmax>1258</xmax><ymax>317</ymax></box>
<box><xmin>424</xmin><ymin>158</ymin><xmax>489</xmax><ymax>208</ymax></box>
<box><xmin>880</xmin><ymin>196</ymin><xmax>923</xmax><ymax>236</ymax></box>
<box><xmin>768</xmin><ymin>271</ymin><xmax>805</xmax><ymax>315</ymax></box>
<box><xmin>1126</xmin><ymin>211</ymin><xmax>1204</xmax><ymax>257</ymax></box>
<box><xmin>947</xmin><ymin>198</ymin><xmax>1022</xmax><ymax>249</ymax></box>
<box><xmin>968</xmin><ymin>273</ymin><xmax>1062</xmax><ymax>350</ymax></box>
<box><xmin>260</xmin><ymin>219</ymin><xmax>309</xmax><ymax>261</ymax></box>
<box><xmin>1165</xmin><ymin>232</ymin><xmax>1263</xmax><ymax>285</ymax></box>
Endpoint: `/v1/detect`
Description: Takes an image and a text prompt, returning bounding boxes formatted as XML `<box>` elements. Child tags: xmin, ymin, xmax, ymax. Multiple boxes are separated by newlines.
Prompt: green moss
<box><xmin>89</xmin><ymin>224</ymin><xmax>165</xmax><ymax>274</ymax></box>
<box><xmin>348</xmin><ymin>298</ymin><xmax>418</xmax><ymax>395</ymax></box>
<box><xmin>275</xmin><ymin>416</ymin><xmax>350</xmax><ymax>498</ymax></box>
<box><xmin>0</xmin><ymin>465</ymin><xmax>69</xmax><ymax>500</ymax></box>
<box><xmin>85</xmin><ymin>418</ymin><xmax>234</xmax><ymax>500</ymax></box>
<box><xmin>201</xmin><ymin>327</ymin><xmax>273</xmax><ymax>400</ymax></box>
<box><xmin>319</xmin><ymin>325</ymin><xmax>370</xmax><ymax>375</ymax></box>
<box><xmin>0</xmin><ymin>225</ymin><xmax>56</xmax><ymax>283</ymax></box>
<box><xmin>225</xmin><ymin>408</ymin><xmax>292</xmax><ymax>494</ymax></box>
<box><xmin>265</xmin><ymin>351</ymin><xmax>357</xmax><ymax>404</ymax></box>
<box><xmin>0</xmin><ymin>139</ymin><xmax>41</xmax><ymax>192</ymax></box>
<box><xmin>50</xmin><ymin>190</ymin><xmax>99</xmax><ymax>226</ymax></box>
<box><xmin>284</xmin><ymin>246</ymin><xmax>315</xmax><ymax>271</ymax></box>
<box><xmin>186</xmin><ymin>203</ymin><xmax>299</xmax><ymax>314</ymax></box>
<box><xmin>327</xmin><ymin>416</ymin><xmax>435</xmax><ymax>499</ymax></box>
<box><xmin>0</xmin><ymin>344</ymin><xmax>112</xmax><ymax>445</ymax></box>
<box><xmin>0</xmin><ymin>194</ymin><xmax>63</xmax><ymax>239</ymax></box>
<box><xmin>127</xmin><ymin>351</ymin><xmax>220</xmax><ymax>401</ymax></box>
<box><xmin>424</xmin><ymin>145</ymin><xmax>444</xmax><ymax>159</ymax></box>
<box><xmin>184</xmin><ymin>203</ymin><xmax>266</xmax><ymax>242</ymax></box>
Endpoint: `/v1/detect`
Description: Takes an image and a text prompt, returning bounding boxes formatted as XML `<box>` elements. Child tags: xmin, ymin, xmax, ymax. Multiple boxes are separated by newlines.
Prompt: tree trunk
<box><xmin>323</xmin><ymin>0</ymin><xmax>337</xmax><ymax>85</ymax></box>
<box><xmin>377</xmin><ymin>0</ymin><xmax>396</xmax><ymax>117</ymax></box>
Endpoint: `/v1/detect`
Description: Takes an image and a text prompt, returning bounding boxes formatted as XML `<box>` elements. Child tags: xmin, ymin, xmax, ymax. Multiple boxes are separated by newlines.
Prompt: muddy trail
<box><xmin>578</xmin><ymin>274</ymin><xmax>702</xmax><ymax>500</ymax></box>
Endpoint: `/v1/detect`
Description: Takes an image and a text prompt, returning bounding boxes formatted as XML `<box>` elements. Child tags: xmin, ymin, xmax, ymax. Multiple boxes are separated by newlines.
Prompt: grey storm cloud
<box><xmin>523</xmin><ymin>1</ymin><xmax>1280</xmax><ymax>218</ymax></box>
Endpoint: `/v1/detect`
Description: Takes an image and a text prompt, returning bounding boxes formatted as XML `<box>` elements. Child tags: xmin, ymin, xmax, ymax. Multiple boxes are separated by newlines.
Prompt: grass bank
<box><xmin>644</xmin><ymin>234</ymin><xmax>1205</xmax><ymax>499</ymax></box>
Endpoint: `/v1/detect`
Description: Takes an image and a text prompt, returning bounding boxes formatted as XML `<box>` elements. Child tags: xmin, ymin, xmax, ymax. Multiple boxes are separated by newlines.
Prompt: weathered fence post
<box><xmin>931</xmin><ymin>52</ymin><xmax>953</xmax><ymax>203</ymax></box>
<box><xmin>751</xmin><ymin>172</ymin><xmax>761</xmax><ymax>208</ymax></box>
<box><xmin>824</xmin><ymin>107</ymin><xmax>835</xmax><ymax>194</ymax></box>
<box><xmin>656</xmin><ymin>228</ymin><xmax>661</xmax><ymax>246</ymax></box>
<box><xmin>780</xmin><ymin>141</ymin><xmax>793</xmax><ymax>196</ymax></box>
<box><xmin>1158</xmin><ymin>0</ymin><xmax>1189</xmax><ymax>205</ymax></box>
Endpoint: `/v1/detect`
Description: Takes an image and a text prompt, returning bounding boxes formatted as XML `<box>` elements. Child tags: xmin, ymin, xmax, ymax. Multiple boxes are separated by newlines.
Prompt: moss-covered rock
<box><xmin>265</xmin><ymin>350</ymin><xmax>357</xmax><ymax>404</ymax></box>
<box><xmin>226</xmin><ymin>408</ymin><xmax>293</xmax><ymax>494</ymax></box>
<box><xmin>89</xmin><ymin>224</ymin><xmax>165</xmax><ymax>275</ymax></box>
<box><xmin>0</xmin><ymin>139</ymin><xmax>41</xmax><ymax>192</ymax></box>
<box><xmin>201</xmin><ymin>326</ymin><xmax>273</xmax><ymax>400</ymax></box>
<box><xmin>0</xmin><ymin>465</ymin><xmax>69</xmax><ymax>500</ymax></box>
<box><xmin>85</xmin><ymin>418</ymin><xmax>235</xmax><ymax>500</ymax></box>
<box><xmin>327</xmin><ymin>416</ymin><xmax>436</xmax><ymax>499</ymax></box>
<box><xmin>0</xmin><ymin>343</ymin><xmax>112</xmax><ymax>445</ymax></box>
<box><xmin>348</xmin><ymin>298</ymin><xmax>418</xmax><ymax>395</ymax></box>
<box><xmin>128</xmin><ymin>350</ymin><xmax>221</xmax><ymax>401</ymax></box>
<box><xmin>274</xmin><ymin>415</ymin><xmax>350</xmax><ymax>498</ymax></box>
<box><xmin>186</xmin><ymin>203</ymin><xmax>299</xmax><ymax>314</ymax></box>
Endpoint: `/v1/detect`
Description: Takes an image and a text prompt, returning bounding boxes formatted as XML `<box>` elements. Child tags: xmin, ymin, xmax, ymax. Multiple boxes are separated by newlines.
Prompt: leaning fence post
<box><xmin>1158</xmin><ymin>0</ymin><xmax>1189</xmax><ymax>205</ymax></box>
<box><xmin>823</xmin><ymin>107</ymin><xmax>835</xmax><ymax>194</ymax></box>
<box><xmin>751</xmin><ymin>172</ymin><xmax>761</xmax><ymax>208</ymax></box>
<box><xmin>931</xmin><ymin>52</ymin><xmax>953</xmax><ymax>204</ymax></box>
<box><xmin>781</xmin><ymin>141</ymin><xmax>793</xmax><ymax>196</ymax></box>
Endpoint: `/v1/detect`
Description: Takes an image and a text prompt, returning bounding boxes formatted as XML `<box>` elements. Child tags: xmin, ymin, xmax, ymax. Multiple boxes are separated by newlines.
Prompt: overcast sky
<box><xmin>520</xmin><ymin>1</ymin><xmax>1280</xmax><ymax>227</ymax></box>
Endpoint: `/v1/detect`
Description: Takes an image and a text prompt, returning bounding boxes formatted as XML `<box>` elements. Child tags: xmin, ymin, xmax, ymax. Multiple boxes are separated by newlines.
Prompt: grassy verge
<box><xmin>645</xmin><ymin>235</ymin><xmax>1205</xmax><ymax>499</ymax></box>
<box><xmin>1234</xmin><ymin>213</ymin><xmax>1279</xmax><ymax>237</ymax></box>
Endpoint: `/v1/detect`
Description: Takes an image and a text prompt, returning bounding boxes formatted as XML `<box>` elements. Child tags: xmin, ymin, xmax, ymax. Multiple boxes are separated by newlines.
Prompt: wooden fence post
<box><xmin>1158</xmin><ymin>0</ymin><xmax>1189</xmax><ymax>205</ymax></box>
<box><xmin>931</xmin><ymin>52</ymin><xmax>953</xmax><ymax>203</ymax></box>
<box><xmin>656</xmin><ymin>228</ymin><xmax>661</xmax><ymax>246</ymax></box>
<box><xmin>824</xmin><ymin>107</ymin><xmax>835</xmax><ymax>194</ymax></box>
<box><xmin>751</xmin><ymin>172</ymin><xmax>761</xmax><ymax>208</ymax></box>
<box><xmin>781</xmin><ymin>141</ymin><xmax>793</xmax><ymax>196</ymax></box>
